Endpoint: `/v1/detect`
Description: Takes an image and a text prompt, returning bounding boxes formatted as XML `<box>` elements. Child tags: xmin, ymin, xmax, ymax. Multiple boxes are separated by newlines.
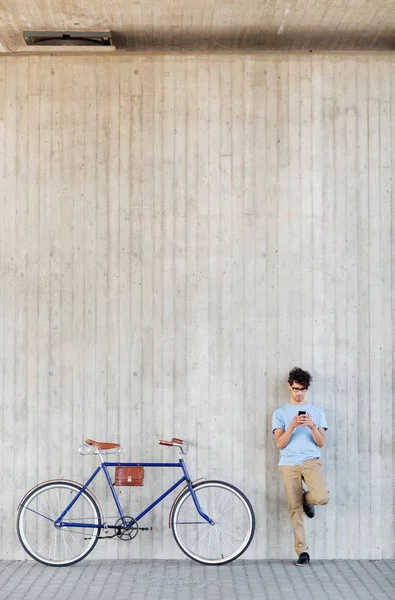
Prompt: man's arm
<box><xmin>310</xmin><ymin>427</ymin><xmax>325</xmax><ymax>448</ymax></box>
<box><xmin>305</xmin><ymin>413</ymin><xmax>325</xmax><ymax>448</ymax></box>
<box><xmin>273</xmin><ymin>415</ymin><xmax>300</xmax><ymax>449</ymax></box>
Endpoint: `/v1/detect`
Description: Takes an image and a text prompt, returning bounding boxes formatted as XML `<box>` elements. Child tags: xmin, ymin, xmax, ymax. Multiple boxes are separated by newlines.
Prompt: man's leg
<box><xmin>279</xmin><ymin>465</ymin><xmax>306</xmax><ymax>556</ymax></box>
<box><xmin>301</xmin><ymin>458</ymin><xmax>329</xmax><ymax>506</ymax></box>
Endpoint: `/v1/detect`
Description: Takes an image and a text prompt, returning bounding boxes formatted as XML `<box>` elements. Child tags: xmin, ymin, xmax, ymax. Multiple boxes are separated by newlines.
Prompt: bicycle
<box><xmin>17</xmin><ymin>437</ymin><xmax>255</xmax><ymax>567</ymax></box>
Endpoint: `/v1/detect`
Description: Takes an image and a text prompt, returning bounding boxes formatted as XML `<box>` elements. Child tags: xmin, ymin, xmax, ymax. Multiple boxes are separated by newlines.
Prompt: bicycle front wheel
<box><xmin>171</xmin><ymin>480</ymin><xmax>255</xmax><ymax>565</ymax></box>
<box><xmin>17</xmin><ymin>480</ymin><xmax>101</xmax><ymax>566</ymax></box>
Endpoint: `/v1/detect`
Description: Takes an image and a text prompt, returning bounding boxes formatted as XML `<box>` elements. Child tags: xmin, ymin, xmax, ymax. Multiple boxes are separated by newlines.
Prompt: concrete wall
<box><xmin>0</xmin><ymin>53</ymin><xmax>393</xmax><ymax>560</ymax></box>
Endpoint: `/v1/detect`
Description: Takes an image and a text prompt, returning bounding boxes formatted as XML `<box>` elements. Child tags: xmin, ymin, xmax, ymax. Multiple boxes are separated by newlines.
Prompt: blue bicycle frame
<box><xmin>55</xmin><ymin>460</ymin><xmax>214</xmax><ymax>530</ymax></box>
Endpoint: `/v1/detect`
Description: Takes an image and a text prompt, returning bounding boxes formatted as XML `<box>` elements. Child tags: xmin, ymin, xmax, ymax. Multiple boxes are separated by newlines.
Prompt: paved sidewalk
<box><xmin>0</xmin><ymin>559</ymin><xmax>394</xmax><ymax>600</ymax></box>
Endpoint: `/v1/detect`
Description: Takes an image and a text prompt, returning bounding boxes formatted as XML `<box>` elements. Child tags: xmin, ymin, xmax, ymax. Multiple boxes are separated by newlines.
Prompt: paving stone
<box><xmin>0</xmin><ymin>560</ymin><xmax>394</xmax><ymax>600</ymax></box>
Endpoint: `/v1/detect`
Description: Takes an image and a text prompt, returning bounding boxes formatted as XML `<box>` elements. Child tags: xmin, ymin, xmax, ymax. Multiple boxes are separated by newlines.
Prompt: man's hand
<box><xmin>291</xmin><ymin>414</ymin><xmax>305</xmax><ymax>428</ymax></box>
<box><xmin>302</xmin><ymin>413</ymin><xmax>316</xmax><ymax>430</ymax></box>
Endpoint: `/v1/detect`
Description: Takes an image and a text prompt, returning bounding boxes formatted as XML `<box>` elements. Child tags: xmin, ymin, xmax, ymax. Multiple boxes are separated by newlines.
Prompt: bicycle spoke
<box><xmin>62</xmin><ymin>532</ymin><xmax>77</xmax><ymax>558</ymax></box>
<box><xmin>24</xmin><ymin>506</ymin><xmax>55</xmax><ymax>523</ymax></box>
<box><xmin>182</xmin><ymin>522</ymin><xmax>212</xmax><ymax>550</ymax></box>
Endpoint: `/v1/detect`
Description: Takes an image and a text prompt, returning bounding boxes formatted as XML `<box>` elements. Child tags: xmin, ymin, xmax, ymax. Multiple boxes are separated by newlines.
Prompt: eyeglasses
<box><xmin>291</xmin><ymin>387</ymin><xmax>307</xmax><ymax>392</ymax></box>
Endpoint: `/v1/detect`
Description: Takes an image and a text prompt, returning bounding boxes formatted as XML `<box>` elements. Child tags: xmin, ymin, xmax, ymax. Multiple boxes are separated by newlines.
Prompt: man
<box><xmin>272</xmin><ymin>367</ymin><xmax>329</xmax><ymax>566</ymax></box>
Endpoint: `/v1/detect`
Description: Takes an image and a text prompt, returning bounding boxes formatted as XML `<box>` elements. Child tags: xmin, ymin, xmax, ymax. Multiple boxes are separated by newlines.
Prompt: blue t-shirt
<box><xmin>272</xmin><ymin>403</ymin><xmax>328</xmax><ymax>466</ymax></box>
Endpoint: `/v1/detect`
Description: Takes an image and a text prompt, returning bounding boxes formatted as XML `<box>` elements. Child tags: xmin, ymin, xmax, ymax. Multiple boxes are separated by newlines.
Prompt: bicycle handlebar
<box><xmin>159</xmin><ymin>437</ymin><xmax>184</xmax><ymax>446</ymax></box>
<box><xmin>159</xmin><ymin>438</ymin><xmax>188</xmax><ymax>454</ymax></box>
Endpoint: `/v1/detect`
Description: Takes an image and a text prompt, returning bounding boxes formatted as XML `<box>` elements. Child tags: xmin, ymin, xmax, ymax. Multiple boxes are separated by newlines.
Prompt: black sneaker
<box><xmin>303</xmin><ymin>492</ymin><xmax>315</xmax><ymax>518</ymax></box>
<box><xmin>295</xmin><ymin>552</ymin><xmax>310</xmax><ymax>567</ymax></box>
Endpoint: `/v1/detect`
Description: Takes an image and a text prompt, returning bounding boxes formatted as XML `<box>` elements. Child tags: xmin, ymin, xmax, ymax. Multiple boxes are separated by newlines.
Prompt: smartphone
<box><xmin>298</xmin><ymin>410</ymin><xmax>306</xmax><ymax>415</ymax></box>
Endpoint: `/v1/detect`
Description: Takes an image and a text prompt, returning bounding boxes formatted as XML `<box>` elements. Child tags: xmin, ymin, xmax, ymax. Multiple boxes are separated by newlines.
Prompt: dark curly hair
<box><xmin>288</xmin><ymin>367</ymin><xmax>312</xmax><ymax>389</ymax></box>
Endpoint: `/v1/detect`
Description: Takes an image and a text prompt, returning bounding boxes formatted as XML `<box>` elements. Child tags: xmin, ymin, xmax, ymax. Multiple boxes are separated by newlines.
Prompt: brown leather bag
<box><xmin>114</xmin><ymin>466</ymin><xmax>144</xmax><ymax>486</ymax></box>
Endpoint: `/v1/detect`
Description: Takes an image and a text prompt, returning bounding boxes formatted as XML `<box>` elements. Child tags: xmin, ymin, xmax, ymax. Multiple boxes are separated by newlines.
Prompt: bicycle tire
<box><xmin>171</xmin><ymin>480</ymin><xmax>255</xmax><ymax>565</ymax></box>
<box><xmin>17</xmin><ymin>480</ymin><xmax>101</xmax><ymax>566</ymax></box>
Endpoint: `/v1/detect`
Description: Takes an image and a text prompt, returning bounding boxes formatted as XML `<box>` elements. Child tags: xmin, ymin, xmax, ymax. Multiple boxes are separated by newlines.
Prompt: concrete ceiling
<box><xmin>1</xmin><ymin>0</ymin><xmax>395</xmax><ymax>53</ymax></box>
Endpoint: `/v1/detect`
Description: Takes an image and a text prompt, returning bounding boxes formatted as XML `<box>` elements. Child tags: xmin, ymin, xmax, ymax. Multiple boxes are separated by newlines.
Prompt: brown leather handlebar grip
<box><xmin>172</xmin><ymin>438</ymin><xmax>183</xmax><ymax>444</ymax></box>
<box><xmin>159</xmin><ymin>440</ymin><xmax>173</xmax><ymax>446</ymax></box>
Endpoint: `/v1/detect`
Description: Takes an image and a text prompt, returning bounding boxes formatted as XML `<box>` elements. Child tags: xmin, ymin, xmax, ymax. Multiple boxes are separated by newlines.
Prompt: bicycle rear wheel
<box><xmin>17</xmin><ymin>480</ymin><xmax>101</xmax><ymax>566</ymax></box>
<box><xmin>171</xmin><ymin>480</ymin><xmax>255</xmax><ymax>565</ymax></box>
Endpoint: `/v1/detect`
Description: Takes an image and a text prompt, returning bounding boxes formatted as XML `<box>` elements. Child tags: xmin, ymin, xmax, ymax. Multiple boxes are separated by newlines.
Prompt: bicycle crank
<box><xmin>114</xmin><ymin>516</ymin><xmax>139</xmax><ymax>540</ymax></box>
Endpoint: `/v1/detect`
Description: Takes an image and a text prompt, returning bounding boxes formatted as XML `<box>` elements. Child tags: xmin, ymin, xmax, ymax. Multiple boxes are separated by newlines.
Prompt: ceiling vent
<box><xmin>23</xmin><ymin>31</ymin><xmax>113</xmax><ymax>47</ymax></box>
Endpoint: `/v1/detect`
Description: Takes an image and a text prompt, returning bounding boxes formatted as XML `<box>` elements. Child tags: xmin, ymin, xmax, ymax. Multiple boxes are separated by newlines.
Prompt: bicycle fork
<box><xmin>180</xmin><ymin>461</ymin><xmax>215</xmax><ymax>526</ymax></box>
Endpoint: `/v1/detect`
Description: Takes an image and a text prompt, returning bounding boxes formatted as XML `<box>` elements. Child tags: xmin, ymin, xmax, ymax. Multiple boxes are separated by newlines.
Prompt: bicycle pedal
<box><xmin>139</xmin><ymin>527</ymin><xmax>152</xmax><ymax>531</ymax></box>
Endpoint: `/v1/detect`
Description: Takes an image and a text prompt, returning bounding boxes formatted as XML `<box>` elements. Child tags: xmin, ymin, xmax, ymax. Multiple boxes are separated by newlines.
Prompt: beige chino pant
<box><xmin>279</xmin><ymin>458</ymin><xmax>329</xmax><ymax>556</ymax></box>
